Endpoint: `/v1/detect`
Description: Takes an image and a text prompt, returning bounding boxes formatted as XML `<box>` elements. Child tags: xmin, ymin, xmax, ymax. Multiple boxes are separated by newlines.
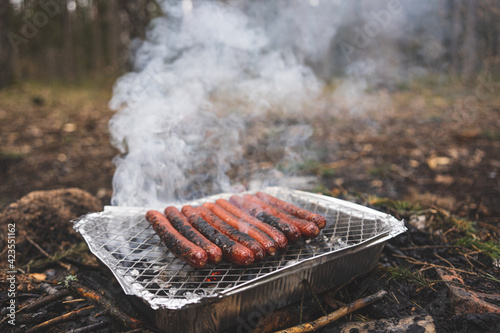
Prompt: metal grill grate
<box><xmin>75</xmin><ymin>187</ymin><xmax>404</xmax><ymax>310</ymax></box>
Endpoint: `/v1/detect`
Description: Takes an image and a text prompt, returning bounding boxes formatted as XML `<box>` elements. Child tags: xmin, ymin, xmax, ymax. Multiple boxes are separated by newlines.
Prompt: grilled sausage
<box><xmin>255</xmin><ymin>192</ymin><xmax>327</xmax><ymax>229</ymax></box>
<box><xmin>145</xmin><ymin>210</ymin><xmax>207</xmax><ymax>269</ymax></box>
<box><xmin>204</xmin><ymin>202</ymin><xmax>277</xmax><ymax>256</ymax></box>
<box><xmin>164</xmin><ymin>206</ymin><xmax>222</xmax><ymax>265</ymax></box>
<box><xmin>230</xmin><ymin>195</ymin><xmax>302</xmax><ymax>241</ymax></box>
<box><xmin>181</xmin><ymin>205</ymin><xmax>254</xmax><ymax>266</ymax></box>
<box><xmin>244</xmin><ymin>194</ymin><xmax>320</xmax><ymax>239</ymax></box>
<box><xmin>197</xmin><ymin>207</ymin><xmax>266</xmax><ymax>262</ymax></box>
<box><xmin>215</xmin><ymin>198</ymin><xmax>288</xmax><ymax>251</ymax></box>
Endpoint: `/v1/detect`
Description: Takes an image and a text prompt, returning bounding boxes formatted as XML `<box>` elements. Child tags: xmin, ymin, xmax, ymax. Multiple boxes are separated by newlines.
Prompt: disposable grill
<box><xmin>74</xmin><ymin>187</ymin><xmax>406</xmax><ymax>332</ymax></box>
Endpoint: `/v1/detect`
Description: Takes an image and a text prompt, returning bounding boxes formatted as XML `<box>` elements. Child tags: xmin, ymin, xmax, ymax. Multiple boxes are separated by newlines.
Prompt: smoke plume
<box><xmin>109</xmin><ymin>0</ymin><xmax>444</xmax><ymax>207</ymax></box>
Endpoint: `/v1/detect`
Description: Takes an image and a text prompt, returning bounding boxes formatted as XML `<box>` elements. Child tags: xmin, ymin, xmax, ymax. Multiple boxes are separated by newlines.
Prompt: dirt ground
<box><xmin>0</xmin><ymin>80</ymin><xmax>499</xmax><ymax>332</ymax></box>
<box><xmin>1</xmin><ymin>80</ymin><xmax>500</xmax><ymax>221</ymax></box>
<box><xmin>1</xmin><ymin>80</ymin><xmax>499</xmax><ymax>222</ymax></box>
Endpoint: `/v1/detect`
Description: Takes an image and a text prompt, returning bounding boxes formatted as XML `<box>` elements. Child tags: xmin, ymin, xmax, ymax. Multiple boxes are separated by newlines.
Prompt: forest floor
<box><xmin>0</xmin><ymin>80</ymin><xmax>499</xmax><ymax>332</ymax></box>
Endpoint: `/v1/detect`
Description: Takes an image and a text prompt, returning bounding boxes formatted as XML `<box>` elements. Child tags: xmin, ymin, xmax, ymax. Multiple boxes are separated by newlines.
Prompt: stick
<box><xmin>25</xmin><ymin>236</ymin><xmax>51</xmax><ymax>258</ymax></box>
<box><xmin>25</xmin><ymin>305</ymin><xmax>96</xmax><ymax>333</ymax></box>
<box><xmin>67</xmin><ymin>318</ymin><xmax>110</xmax><ymax>333</ymax></box>
<box><xmin>19</xmin><ymin>289</ymin><xmax>70</xmax><ymax>313</ymax></box>
<box><xmin>68</xmin><ymin>281</ymin><xmax>141</xmax><ymax>329</ymax></box>
<box><xmin>274</xmin><ymin>290</ymin><xmax>387</xmax><ymax>333</ymax></box>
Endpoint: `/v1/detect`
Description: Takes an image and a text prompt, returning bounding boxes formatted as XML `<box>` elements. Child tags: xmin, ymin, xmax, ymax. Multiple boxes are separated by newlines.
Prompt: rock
<box><xmin>436</xmin><ymin>268</ymin><xmax>500</xmax><ymax>316</ymax></box>
<box><xmin>0</xmin><ymin>188</ymin><xmax>103</xmax><ymax>264</ymax></box>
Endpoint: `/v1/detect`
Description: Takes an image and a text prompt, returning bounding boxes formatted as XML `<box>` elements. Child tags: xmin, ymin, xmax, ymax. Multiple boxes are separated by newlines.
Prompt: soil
<box><xmin>0</xmin><ymin>82</ymin><xmax>499</xmax><ymax>332</ymax></box>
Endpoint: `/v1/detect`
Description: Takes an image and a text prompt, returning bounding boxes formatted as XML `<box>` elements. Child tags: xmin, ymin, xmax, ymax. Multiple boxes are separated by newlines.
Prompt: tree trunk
<box><xmin>0</xmin><ymin>0</ymin><xmax>12</xmax><ymax>89</ymax></box>
<box><xmin>106</xmin><ymin>0</ymin><xmax>120</xmax><ymax>73</ymax></box>
<box><xmin>450</xmin><ymin>0</ymin><xmax>462</xmax><ymax>77</ymax></box>
<box><xmin>462</xmin><ymin>0</ymin><xmax>478</xmax><ymax>82</ymax></box>
<box><xmin>91</xmin><ymin>1</ymin><xmax>104</xmax><ymax>74</ymax></box>
<box><xmin>63</xmin><ymin>2</ymin><xmax>76</xmax><ymax>82</ymax></box>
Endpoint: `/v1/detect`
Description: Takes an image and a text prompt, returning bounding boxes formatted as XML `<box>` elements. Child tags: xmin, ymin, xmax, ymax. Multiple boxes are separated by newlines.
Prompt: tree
<box><xmin>0</xmin><ymin>0</ymin><xmax>12</xmax><ymax>88</ymax></box>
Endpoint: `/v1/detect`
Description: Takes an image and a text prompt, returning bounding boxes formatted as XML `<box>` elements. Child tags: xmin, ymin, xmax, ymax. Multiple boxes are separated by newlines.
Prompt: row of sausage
<box><xmin>145</xmin><ymin>192</ymin><xmax>327</xmax><ymax>268</ymax></box>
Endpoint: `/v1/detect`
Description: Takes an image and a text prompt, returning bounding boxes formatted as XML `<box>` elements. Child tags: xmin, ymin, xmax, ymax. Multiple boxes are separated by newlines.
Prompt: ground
<box><xmin>0</xmin><ymin>80</ymin><xmax>499</xmax><ymax>332</ymax></box>
<box><xmin>1</xmin><ymin>80</ymin><xmax>499</xmax><ymax>221</ymax></box>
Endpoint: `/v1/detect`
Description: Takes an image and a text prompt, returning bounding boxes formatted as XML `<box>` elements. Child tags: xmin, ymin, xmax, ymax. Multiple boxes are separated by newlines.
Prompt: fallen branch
<box><xmin>274</xmin><ymin>290</ymin><xmax>387</xmax><ymax>333</ymax></box>
<box><xmin>25</xmin><ymin>236</ymin><xmax>51</xmax><ymax>258</ymax></box>
<box><xmin>0</xmin><ymin>289</ymin><xmax>70</xmax><ymax>326</ymax></box>
<box><xmin>67</xmin><ymin>318</ymin><xmax>111</xmax><ymax>333</ymax></box>
<box><xmin>25</xmin><ymin>305</ymin><xmax>96</xmax><ymax>333</ymax></box>
<box><xmin>68</xmin><ymin>280</ymin><xmax>141</xmax><ymax>329</ymax></box>
<box><xmin>19</xmin><ymin>289</ymin><xmax>70</xmax><ymax>313</ymax></box>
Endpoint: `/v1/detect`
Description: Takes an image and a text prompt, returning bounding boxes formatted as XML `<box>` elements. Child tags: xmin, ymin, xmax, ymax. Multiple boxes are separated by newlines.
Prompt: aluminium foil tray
<box><xmin>74</xmin><ymin>187</ymin><xmax>406</xmax><ymax>332</ymax></box>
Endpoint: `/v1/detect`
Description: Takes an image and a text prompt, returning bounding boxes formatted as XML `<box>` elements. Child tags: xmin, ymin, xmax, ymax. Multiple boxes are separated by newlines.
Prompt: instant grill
<box><xmin>74</xmin><ymin>187</ymin><xmax>406</xmax><ymax>332</ymax></box>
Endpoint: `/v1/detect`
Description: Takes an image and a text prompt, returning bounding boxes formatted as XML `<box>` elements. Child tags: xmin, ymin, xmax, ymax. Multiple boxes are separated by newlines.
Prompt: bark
<box><xmin>0</xmin><ymin>0</ymin><xmax>12</xmax><ymax>88</ymax></box>
<box><xmin>106</xmin><ymin>0</ymin><xmax>120</xmax><ymax>72</ymax></box>
<box><xmin>450</xmin><ymin>0</ymin><xmax>462</xmax><ymax>75</ymax></box>
<box><xmin>91</xmin><ymin>2</ymin><xmax>104</xmax><ymax>73</ymax></box>
<box><xmin>462</xmin><ymin>0</ymin><xmax>478</xmax><ymax>81</ymax></box>
<box><xmin>63</xmin><ymin>1</ymin><xmax>75</xmax><ymax>82</ymax></box>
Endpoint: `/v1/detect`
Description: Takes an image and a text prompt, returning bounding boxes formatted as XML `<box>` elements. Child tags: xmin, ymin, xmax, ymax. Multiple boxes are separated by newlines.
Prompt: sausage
<box><xmin>181</xmin><ymin>205</ymin><xmax>254</xmax><ymax>266</ymax></box>
<box><xmin>204</xmin><ymin>202</ymin><xmax>277</xmax><ymax>256</ymax></box>
<box><xmin>164</xmin><ymin>206</ymin><xmax>222</xmax><ymax>265</ymax></box>
<box><xmin>229</xmin><ymin>195</ymin><xmax>302</xmax><ymax>242</ymax></box>
<box><xmin>255</xmin><ymin>192</ymin><xmax>327</xmax><ymax>229</ymax></box>
<box><xmin>145</xmin><ymin>210</ymin><xmax>207</xmax><ymax>269</ymax></box>
<box><xmin>197</xmin><ymin>207</ymin><xmax>266</xmax><ymax>262</ymax></box>
<box><xmin>215</xmin><ymin>198</ymin><xmax>288</xmax><ymax>251</ymax></box>
<box><xmin>244</xmin><ymin>194</ymin><xmax>320</xmax><ymax>239</ymax></box>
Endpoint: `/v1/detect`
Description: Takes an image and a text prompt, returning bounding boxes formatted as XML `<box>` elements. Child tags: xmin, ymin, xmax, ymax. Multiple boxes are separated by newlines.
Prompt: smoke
<box><xmin>109</xmin><ymin>0</ymin><xmax>446</xmax><ymax>207</ymax></box>
<box><xmin>108</xmin><ymin>0</ymin><xmax>327</xmax><ymax>207</ymax></box>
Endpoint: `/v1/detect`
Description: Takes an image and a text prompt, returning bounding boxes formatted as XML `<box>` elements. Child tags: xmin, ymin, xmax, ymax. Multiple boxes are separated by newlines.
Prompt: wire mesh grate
<box><xmin>75</xmin><ymin>187</ymin><xmax>399</xmax><ymax>307</ymax></box>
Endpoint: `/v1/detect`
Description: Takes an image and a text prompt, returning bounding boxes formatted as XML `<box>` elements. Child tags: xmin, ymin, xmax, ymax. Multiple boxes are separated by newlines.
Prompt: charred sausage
<box><xmin>197</xmin><ymin>207</ymin><xmax>266</xmax><ymax>262</ymax></box>
<box><xmin>204</xmin><ymin>202</ymin><xmax>277</xmax><ymax>256</ymax></box>
<box><xmin>215</xmin><ymin>198</ymin><xmax>288</xmax><ymax>251</ymax></box>
<box><xmin>244</xmin><ymin>194</ymin><xmax>320</xmax><ymax>239</ymax></box>
<box><xmin>181</xmin><ymin>205</ymin><xmax>254</xmax><ymax>266</ymax></box>
<box><xmin>145</xmin><ymin>210</ymin><xmax>207</xmax><ymax>269</ymax></box>
<box><xmin>229</xmin><ymin>195</ymin><xmax>302</xmax><ymax>242</ymax></box>
<box><xmin>255</xmin><ymin>192</ymin><xmax>327</xmax><ymax>229</ymax></box>
<box><xmin>164</xmin><ymin>206</ymin><xmax>223</xmax><ymax>265</ymax></box>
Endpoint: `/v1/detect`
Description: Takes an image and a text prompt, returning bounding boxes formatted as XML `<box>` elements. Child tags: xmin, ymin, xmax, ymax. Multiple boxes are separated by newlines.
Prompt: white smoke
<box><xmin>108</xmin><ymin>0</ymin><xmax>446</xmax><ymax>207</ymax></box>
<box><xmin>108</xmin><ymin>0</ymin><xmax>326</xmax><ymax>207</ymax></box>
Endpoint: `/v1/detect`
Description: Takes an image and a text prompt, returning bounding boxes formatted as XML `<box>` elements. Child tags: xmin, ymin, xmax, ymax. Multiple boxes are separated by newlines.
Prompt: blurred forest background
<box><xmin>0</xmin><ymin>0</ymin><xmax>499</xmax><ymax>223</ymax></box>
<box><xmin>1</xmin><ymin>0</ymin><xmax>161</xmax><ymax>86</ymax></box>
<box><xmin>1</xmin><ymin>0</ymin><xmax>500</xmax><ymax>86</ymax></box>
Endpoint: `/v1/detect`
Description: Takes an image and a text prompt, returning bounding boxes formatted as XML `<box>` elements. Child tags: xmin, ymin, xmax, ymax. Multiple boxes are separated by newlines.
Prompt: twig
<box><xmin>323</xmin><ymin>272</ymin><xmax>366</xmax><ymax>301</ymax></box>
<box><xmin>299</xmin><ymin>285</ymin><xmax>305</xmax><ymax>324</ymax></box>
<box><xmin>67</xmin><ymin>318</ymin><xmax>110</xmax><ymax>333</ymax></box>
<box><xmin>19</xmin><ymin>289</ymin><xmax>70</xmax><ymax>313</ymax></box>
<box><xmin>25</xmin><ymin>305</ymin><xmax>96</xmax><ymax>333</ymax></box>
<box><xmin>392</xmin><ymin>254</ymin><xmax>475</xmax><ymax>276</ymax></box>
<box><xmin>68</xmin><ymin>281</ymin><xmax>141</xmax><ymax>329</ymax></box>
<box><xmin>400</xmin><ymin>245</ymin><xmax>466</xmax><ymax>251</ymax></box>
<box><xmin>478</xmin><ymin>221</ymin><xmax>500</xmax><ymax>236</ymax></box>
<box><xmin>274</xmin><ymin>290</ymin><xmax>387</xmax><ymax>333</ymax></box>
<box><xmin>434</xmin><ymin>253</ymin><xmax>456</xmax><ymax>269</ymax></box>
<box><xmin>302</xmin><ymin>279</ymin><xmax>328</xmax><ymax>316</ymax></box>
<box><xmin>25</xmin><ymin>236</ymin><xmax>51</xmax><ymax>258</ymax></box>
<box><xmin>23</xmin><ymin>242</ymin><xmax>88</xmax><ymax>270</ymax></box>
<box><xmin>0</xmin><ymin>289</ymin><xmax>70</xmax><ymax>325</ymax></box>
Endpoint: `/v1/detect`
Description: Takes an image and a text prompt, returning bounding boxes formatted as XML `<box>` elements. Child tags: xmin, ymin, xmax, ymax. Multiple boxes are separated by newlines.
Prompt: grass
<box><xmin>368</xmin><ymin>196</ymin><xmax>423</xmax><ymax>216</ymax></box>
<box><xmin>386</xmin><ymin>266</ymin><xmax>435</xmax><ymax>290</ymax></box>
<box><xmin>456</xmin><ymin>237</ymin><xmax>500</xmax><ymax>260</ymax></box>
<box><xmin>364</xmin><ymin>193</ymin><xmax>500</xmax><ymax>261</ymax></box>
